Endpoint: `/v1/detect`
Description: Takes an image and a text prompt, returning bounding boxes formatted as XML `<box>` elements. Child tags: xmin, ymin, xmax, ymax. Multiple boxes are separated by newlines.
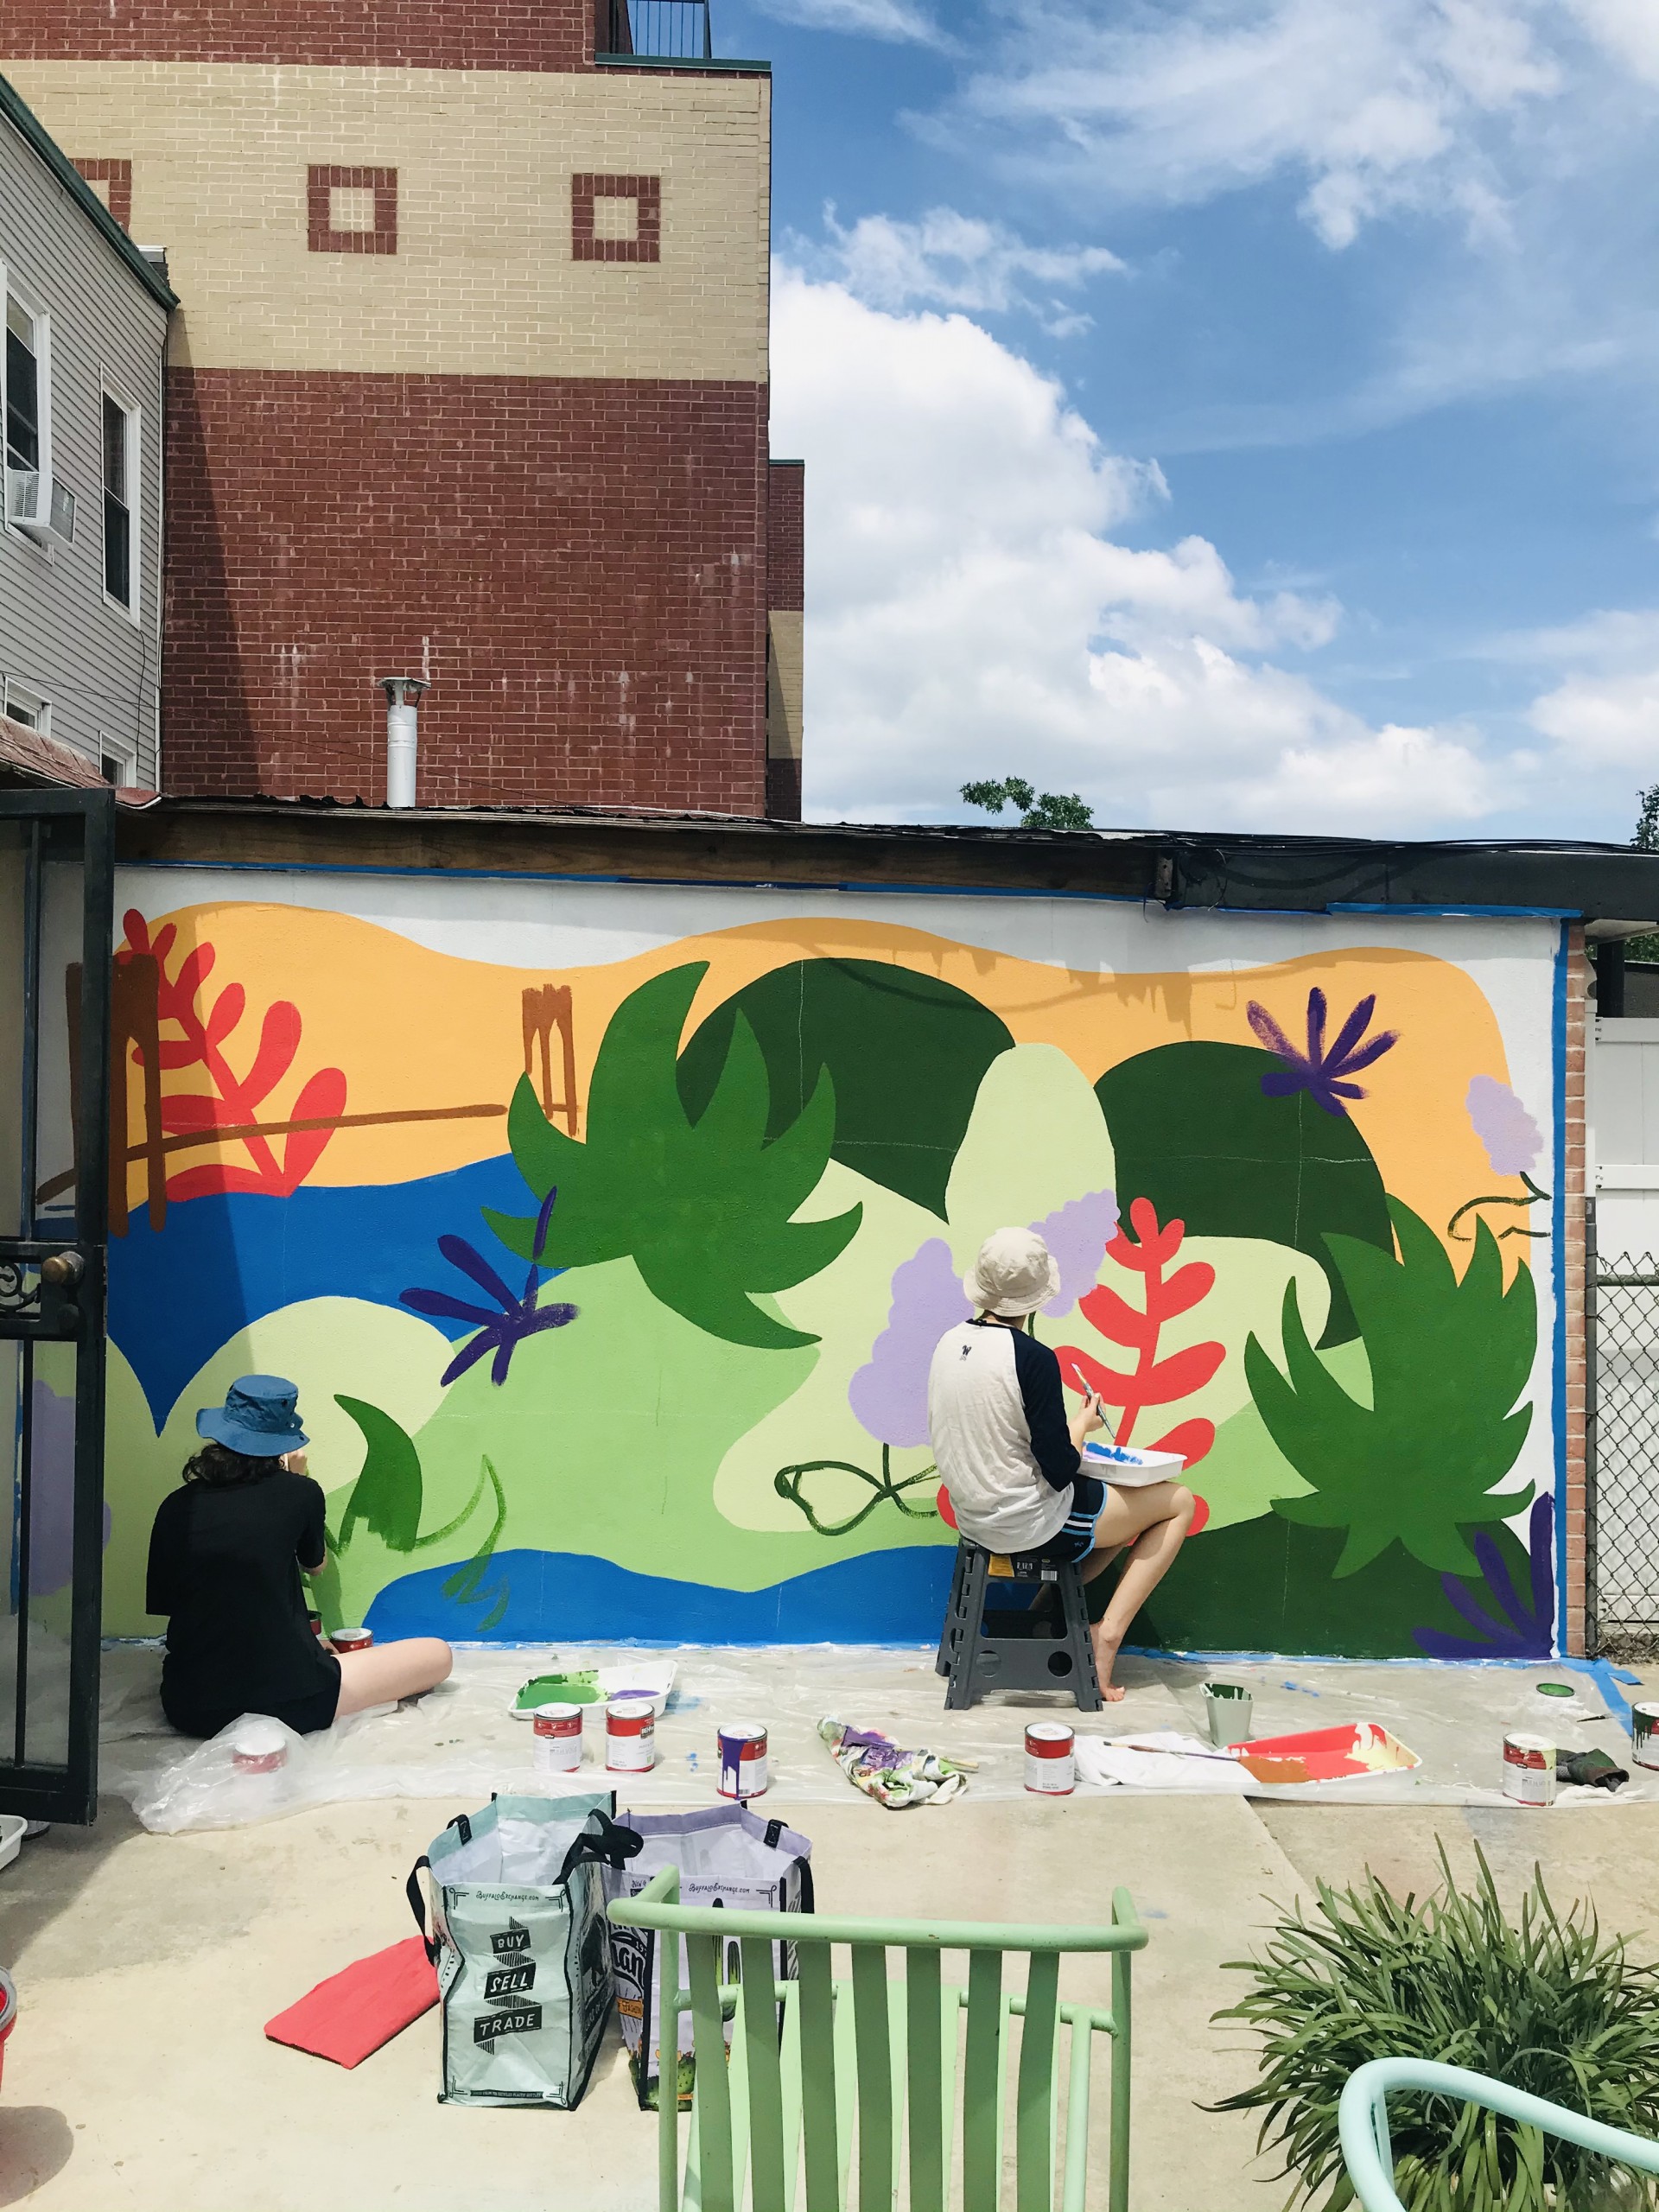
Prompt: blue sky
<box><xmin>722</xmin><ymin>0</ymin><xmax>1659</xmax><ymax>839</ymax></box>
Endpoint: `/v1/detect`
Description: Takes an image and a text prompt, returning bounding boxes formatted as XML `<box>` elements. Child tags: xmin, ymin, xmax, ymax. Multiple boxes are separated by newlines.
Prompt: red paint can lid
<box><xmin>1026</xmin><ymin>1724</ymin><xmax>1075</xmax><ymax>1758</ymax></box>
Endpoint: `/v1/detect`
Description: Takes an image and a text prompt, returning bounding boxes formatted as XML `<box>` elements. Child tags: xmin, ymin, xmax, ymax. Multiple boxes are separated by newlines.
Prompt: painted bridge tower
<box><xmin>3</xmin><ymin>1</ymin><xmax>804</xmax><ymax>816</ymax></box>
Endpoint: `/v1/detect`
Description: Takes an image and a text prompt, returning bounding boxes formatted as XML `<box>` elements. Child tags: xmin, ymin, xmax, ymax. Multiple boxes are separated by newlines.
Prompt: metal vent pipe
<box><xmin>378</xmin><ymin>676</ymin><xmax>429</xmax><ymax>809</ymax></box>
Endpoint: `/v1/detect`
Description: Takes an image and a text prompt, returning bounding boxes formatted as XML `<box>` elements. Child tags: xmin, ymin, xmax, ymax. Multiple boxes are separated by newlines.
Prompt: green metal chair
<box><xmin>607</xmin><ymin>1867</ymin><xmax>1147</xmax><ymax>2212</ymax></box>
<box><xmin>1339</xmin><ymin>2058</ymin><xmax>1659</xmax><ymax>2211</ymax></box>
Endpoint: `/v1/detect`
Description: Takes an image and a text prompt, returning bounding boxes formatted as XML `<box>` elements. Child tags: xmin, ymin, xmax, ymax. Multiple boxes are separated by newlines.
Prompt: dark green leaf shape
<box><xmin>1244</xmin><ymin>1200</ymin><xmax>1535</xmax><ymax>1579</ymax></box>
<box><xmin>677</xmin><ymin>957</ymin><xmax>1013</xmax><ymax>1220</ymax></box>
<box><xmin>1130</xmin><ymin>1510</ymin><xmax>1534</xmax><ymax>1658</ymax></box>
<box><xmin>1096</xmin><ymin>1041</ymin><xmax>1392</xmax><ymax>1346</ymax></box>
<box><xmin>487</xmin><ymin>962</ymin><xmax>861</xmax><ymax>1351</ymax></box>
<box><xmin>335</xmin><ymin>1394</ymin><xmax>423</xmax><ymax>1552</ymax></box>
<box><xmin>1208</xmin><ymin>1843</ymin><xmax>1659</xmax><ymax>2212</ymax></box>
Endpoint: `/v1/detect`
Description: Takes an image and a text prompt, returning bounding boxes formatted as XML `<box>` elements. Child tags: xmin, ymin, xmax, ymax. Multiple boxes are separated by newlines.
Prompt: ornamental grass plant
<box><xmin>1211</xmin><ymin>1843</ymin><xmax>1659</xmax><ymax>2210</ymax></box>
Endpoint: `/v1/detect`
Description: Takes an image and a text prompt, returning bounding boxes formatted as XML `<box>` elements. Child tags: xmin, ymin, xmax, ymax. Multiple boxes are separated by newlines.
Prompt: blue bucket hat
<box><xmin>196</xmin><ymin>1374</ymin><xmax>308</xmax><ymax>1458</ymax></box>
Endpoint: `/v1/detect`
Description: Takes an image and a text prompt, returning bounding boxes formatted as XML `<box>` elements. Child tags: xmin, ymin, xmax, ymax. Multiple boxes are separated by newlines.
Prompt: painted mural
<box><xmin>97</xmin><ymin>872</ymin><xmax>1564</xmax><ymax>1656</ymax></box>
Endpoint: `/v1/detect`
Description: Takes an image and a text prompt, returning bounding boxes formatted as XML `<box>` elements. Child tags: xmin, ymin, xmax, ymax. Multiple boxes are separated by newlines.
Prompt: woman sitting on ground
<box><xmin>147</xmin><ymin>1374</ymin><xmax>452</xmax><ymax>1739</ymax></box>
<box><xmin>928</xmin><ymin>1227</ymin><xmax>1197</xmax><ymax>1702</ymax></box>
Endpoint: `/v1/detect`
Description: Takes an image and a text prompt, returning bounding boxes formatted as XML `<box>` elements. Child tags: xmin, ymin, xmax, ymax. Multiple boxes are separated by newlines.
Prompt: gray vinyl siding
<box><xmin>0</xmin><ymin>107</ymin><xmax>168</xmax><ymax>785</ymax></box>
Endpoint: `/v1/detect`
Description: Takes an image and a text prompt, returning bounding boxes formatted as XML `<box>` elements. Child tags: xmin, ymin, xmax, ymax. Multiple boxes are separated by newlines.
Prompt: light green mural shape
<box><xmin>101</xmin><ymin>1296</ymin><xmax>453</xmax><ymax>1636</ymax></box>
<box><xmin>943</xmin><ymin>1043</ymin><xmax>1119</xmax><ymax>1275</ymax></box>
<box><xmin>1187</xmin><ymin>1341</ymin><xmax>1370</xmax><ymax>1534</ymax></box>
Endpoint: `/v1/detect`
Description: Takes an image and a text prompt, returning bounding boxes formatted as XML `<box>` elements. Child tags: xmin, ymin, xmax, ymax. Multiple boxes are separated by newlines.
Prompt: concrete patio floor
<box><xmin>2</xmin><ymin>1777</ymin><xmax>1658</xmax><ymax>2211</ymax></box>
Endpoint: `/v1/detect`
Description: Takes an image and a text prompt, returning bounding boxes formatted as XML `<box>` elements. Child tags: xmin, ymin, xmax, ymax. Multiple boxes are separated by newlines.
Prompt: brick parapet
<box><xmin>162</xmin><ymin>367</ymin><xmax>770</xmax><ymax>814</ymax></box>
<box><xmin>0</xmin><ymin>0</ymin><xmax>593</xmax><ymax>69</ymax></box>
<box><xmin>1563</xmin><ymin>923</ymin><xmax>1589</xmax><ymax>1654</ymax></box>
<box><xmin>766</xmin><ymin>460</ymin><xmax>804</xmax><ymax>612</ymax></box>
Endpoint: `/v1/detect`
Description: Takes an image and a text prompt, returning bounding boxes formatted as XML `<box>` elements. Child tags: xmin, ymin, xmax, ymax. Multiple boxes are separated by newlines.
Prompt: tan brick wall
<box><xmin>1564</xmin><ymin>922</ymin><xmax>1588</xmax><ymax>1653</ymax></box>
<box><xmin>5</xmin><ymin>61</ymin><xmax>771</xmax><ymax>381</ymax></box>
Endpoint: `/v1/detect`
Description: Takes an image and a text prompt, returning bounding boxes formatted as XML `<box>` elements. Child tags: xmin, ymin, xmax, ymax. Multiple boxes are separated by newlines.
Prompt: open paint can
<box><xmin>231</xmin><ymin>1718</ymin><xmax>289</xmax><ymax>1775</ymax></box>
<box><xmin>607</xmin><ymin>1696</ymin><xmax>656</xmax><ymax>1772</ymax></box>
<box><xmin>0</xmin><ymin>1967</ymin><xmax>16</xmax><ymax>2088</ymax></box>
<box><xmin>1633</xmin><ymin>1703</ymin><xmax>1659</xmax><ymax>1771</ymax></box>
<box><xmin>1025</xmin><ymin>1722</ymin><xmax>1077</xmax><ymax>1795</ymax></box>
<box><xmin>1201</xmin><ymin>1681</ymin><xmax>1253</xmax><ymax>1746</ymax></box>
<box><xmin>717</xmin><ymin>1724</ymin><xmax>768</xmax><ymax>1800</ymax></box>
<box><xmin>533</xmin><ymin>1701</ymin><xmax>583</xmax><ymax>1776</ymax></box>
<box><xmin>1503</xmin><ymin>1732</ymin><xmax>1556</xmax><ymax>1807</ymax></box>
<box><xmin>332</xmin><ymin>1626</ymin><xmax>373</xmax><ymax>1652</ymax></box>
<box><xmin>307</xmin><ymin>1611</ymin><xmax>323</xmax><ymax>1640</ymax></box>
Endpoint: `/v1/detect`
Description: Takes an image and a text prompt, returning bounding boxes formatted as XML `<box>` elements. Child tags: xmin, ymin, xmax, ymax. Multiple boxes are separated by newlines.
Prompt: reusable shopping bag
<box><xmin>604</xmin><ymin>1801</ymin><xmax>812</xmax><ymax>2109</ymax></box>
<box><xmin>407</xmin><ymin>1791</ymin><xmax>642</xmax><ymax>2107</ymax></box>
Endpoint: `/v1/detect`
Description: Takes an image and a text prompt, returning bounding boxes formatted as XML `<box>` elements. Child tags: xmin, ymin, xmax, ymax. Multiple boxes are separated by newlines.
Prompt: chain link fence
<box><xmin>1589</xmin><ymin>1205</ymin><xmax>1659</xmax><ymax>1659</ymax></box>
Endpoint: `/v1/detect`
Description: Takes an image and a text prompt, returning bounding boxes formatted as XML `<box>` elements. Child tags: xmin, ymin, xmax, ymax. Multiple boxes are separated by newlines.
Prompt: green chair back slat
<box><xmin>905</xmin><ymin>1949</ymin><xmax>947</xmax><ymax>2212</ymax></box>
<box><xmin>1015</xmin><ymin>1951</ymin><xmax>1061</xmax><ymax>2212</ymax></box>
<box><xmin>796</xmin><ymin>1941</ymin><xmax>842</xmax><ymax>2211</ymax></box>
<box><xmin>739</xmin><ymin>1936</ymin><xmax>789</xmax><ymax>2210</ymax></box>
<box><xmin>607</xmin><ymin>1866</ymin><xmax>1147</xmax><ymax>2212</ymax></box>
<box><xmin>961</xmin><ymin>1950</ymin><xmax>1004</xmax><ymax>2212</ymax></box>
<box><xmin>686</xmin><ymin>1929</ymin><xmax>737</xmax><ymax>2212</ymax></box>
<box><xmin>850</xmin><ymin>1942</ymin><xmax>895</xmax><ymax>2211</ymax></box>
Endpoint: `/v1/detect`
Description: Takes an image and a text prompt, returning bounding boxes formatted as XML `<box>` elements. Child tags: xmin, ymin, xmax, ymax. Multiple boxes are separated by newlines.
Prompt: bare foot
<box><xmin>1093</xmin><ymin>1634</ymin><xmax>1124</xmax><ymax>1700</ymax></box>
<box><xmin>1102</xmin><ymin>1682</ymin><xmax>1127</xmax><ymax>1703</ymax></box>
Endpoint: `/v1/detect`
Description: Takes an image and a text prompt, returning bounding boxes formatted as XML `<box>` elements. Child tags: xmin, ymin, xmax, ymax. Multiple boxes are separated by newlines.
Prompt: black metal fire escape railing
<box><xmin>603</xmin><ymin>0</ymin><xmax>715</xmax><ymax>60</ymax></box>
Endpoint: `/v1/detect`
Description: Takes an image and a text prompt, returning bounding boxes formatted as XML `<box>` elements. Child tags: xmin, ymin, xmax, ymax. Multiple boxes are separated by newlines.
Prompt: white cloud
<box><xmin>1569</xmin><ymin>0</ymin><xmax>1659</xmax><ymax>85</ymax></box>
<box><xmin>771</xmin><ymin>269</ymin><xmax>1495</xmax><ymax>833</ymax></box>
<box><xmin>750</xmin><ymin>0</ymin><xmax>938</xmax><ymax>42</ymax></box>
<box><xmin>944</xmin><ymin>0</ymin><xmax>1561</xmax><ymax>249</ymax></box>
<box><xmin>1521</xmin><ymin>607</ymin><xmax>1659</xmax><ymax>770</ymax></box>
<box><xmin>803</xmin><ymin>205</ymin><xmax>1125</xmax><ymax>325</ymax></box>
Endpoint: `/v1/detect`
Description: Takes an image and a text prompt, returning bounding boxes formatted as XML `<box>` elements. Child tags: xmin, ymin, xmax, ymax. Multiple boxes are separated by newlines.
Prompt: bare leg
<box><xmin>1089</xmin><ymin>1484</ymin><xmax>1196</xmax><ymax>1697</ymax></box>
<box><xmin>332</xmin><ymin>1637</ymin><xmax>453</xmax><ymax>1720</ymax></box>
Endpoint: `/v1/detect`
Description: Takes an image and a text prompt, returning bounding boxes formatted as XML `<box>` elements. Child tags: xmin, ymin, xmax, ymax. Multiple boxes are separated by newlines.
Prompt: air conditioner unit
<box><xmin>4</xmin><ymin>467</ymin><xmax>75</xmax><ymax>543</ymax></box>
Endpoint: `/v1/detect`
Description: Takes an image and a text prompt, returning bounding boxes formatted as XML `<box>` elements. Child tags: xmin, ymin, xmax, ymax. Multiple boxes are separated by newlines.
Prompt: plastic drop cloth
<box><xmin>97</xmin><ymin>1640</ymin><xmax>1651</xmax><ymax>1833</ymax></box>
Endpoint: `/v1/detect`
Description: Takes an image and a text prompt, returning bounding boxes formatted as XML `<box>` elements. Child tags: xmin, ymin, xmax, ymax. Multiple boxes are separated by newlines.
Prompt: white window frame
<box><xmin>1</xmin><ymin>270</ymin><xmax>72</xmax><ymax>547</ymax></box>
<box><xmin>2</xmin><ymin>677</ymin><xmax>52</xmax><ymax>734</ymax></box>
<box><xmin>98</xmin><ymin>728</ymin><xmax>139</xmax><ymax>787</ymax></box>
<box><xmin>100</xmin><ymin>378</ymin><xmax>141</xmax><ymax>623</ymax></box>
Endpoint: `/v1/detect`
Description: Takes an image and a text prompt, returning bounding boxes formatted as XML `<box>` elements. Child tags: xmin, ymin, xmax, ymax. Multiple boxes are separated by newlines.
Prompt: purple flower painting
<box><xmin>849</xmin><ymin>1237</ymin><xmax>971</xmax><ymax>1447</ymax></box>
<box><xmin>1246</xmin><ymin>988</ymin><xmax>1399</xmax><ymax>1117</ymax></box>
<box><xmin>1414</xmin><ymin>1496</ymin><xmax>1554</xmax><ymax>1660</ymax></box>
<box><xmin>1466</xmin><ymin>1076</ymin><xmax>1542</xmax><ymax>1178</ymax></box>
<box><xmin>402</xmin><ymin>1186</ymin><xmax>578</xmax><ymax>1388</ymax></box>
<box><xmin>1033</xmin><ymin>1189</ymin><xmax>1120</xmax><ymax>1317</ymax></box>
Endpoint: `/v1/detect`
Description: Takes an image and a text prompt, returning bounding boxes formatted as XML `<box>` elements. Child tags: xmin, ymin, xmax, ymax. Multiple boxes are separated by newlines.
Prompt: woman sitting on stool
<box><xmin>147</xmin><ymin>1374</ymin><xmax>452</xmax><ymax>1738</ymax></box>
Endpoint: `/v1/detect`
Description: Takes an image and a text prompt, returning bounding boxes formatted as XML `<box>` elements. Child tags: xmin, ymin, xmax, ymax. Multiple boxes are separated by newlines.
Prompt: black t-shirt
<box><xmin>146</xmin><ymin>1471</ymin><xmax>337</xmax><ymax>1727</ymax></box>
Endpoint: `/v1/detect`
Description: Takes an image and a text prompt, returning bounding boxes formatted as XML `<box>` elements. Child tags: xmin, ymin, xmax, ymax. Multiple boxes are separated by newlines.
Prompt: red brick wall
<box><xmin>1564</xmin><ymin>924</ymin><xmax>1588</xmax><ymax>1653</ymax></box>
<box><xmin>767</xmin><ymin>460</ymin><xmax>804</xmax><ymax>612</ymax></box>
<box><xmin>4</xmin><ymin>0</ymin><xmax>590</xmax><ymax>68</ymax></box>
<box><xmin>163</xmin><ymin>369</ymin><xmax>770</xmax><ymax>813</ymax></box>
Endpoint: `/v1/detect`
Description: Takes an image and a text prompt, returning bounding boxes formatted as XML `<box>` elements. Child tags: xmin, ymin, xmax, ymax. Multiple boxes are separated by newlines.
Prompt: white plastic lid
<box><xmin>230</xmin><ymin>1717</ymin><xmax>288</xmax><ymax>1757</ymax></box>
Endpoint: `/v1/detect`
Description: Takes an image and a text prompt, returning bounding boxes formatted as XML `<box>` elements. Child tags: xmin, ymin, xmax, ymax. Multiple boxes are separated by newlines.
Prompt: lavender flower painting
<box><xmin>848</xmin><ymin>1237</ymin><xmax>970</xmax><ymax>1447</ymax></box>
<box><xmin>1033</xmin><ymin>1189</ymin><xmax>1119</xmax><ymax>1317</ymax></box>
<box><xmin>1448</xmin><ymin>1077</ymin><xmax>1550</xmax><ymax>1243</ymax></box>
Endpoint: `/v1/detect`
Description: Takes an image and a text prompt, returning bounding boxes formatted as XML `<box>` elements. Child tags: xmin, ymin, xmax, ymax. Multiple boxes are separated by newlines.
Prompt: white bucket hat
<box><xmin>964</xmin><ymin>1226</ymin><xmax>1061</xmax><ymax>1318</ymax></box>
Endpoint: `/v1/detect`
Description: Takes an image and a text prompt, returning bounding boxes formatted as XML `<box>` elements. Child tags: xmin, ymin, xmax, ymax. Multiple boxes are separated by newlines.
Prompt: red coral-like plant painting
<box><xmin>119</xmin><ymin>910</ymin><xmax>347</xmax><ymax>1199</ymax></box>
<box><xmin>1056</xmin><ymin>1195</ymin><xmax>1222</xmax><ymax>1471</ymax></box>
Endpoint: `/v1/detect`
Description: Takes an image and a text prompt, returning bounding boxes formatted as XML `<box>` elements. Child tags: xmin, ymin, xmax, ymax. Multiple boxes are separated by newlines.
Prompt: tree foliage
<box><xmin>960</xmin><ymin>774</ymin><xmax>1094</xmax><ymax>831</ymax></box>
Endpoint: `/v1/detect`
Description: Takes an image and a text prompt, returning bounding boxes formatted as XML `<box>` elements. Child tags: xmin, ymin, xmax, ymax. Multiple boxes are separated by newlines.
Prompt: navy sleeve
<box><xmin>146</xmin><ymin>1490</ymin><xmax>183</xmax><ymax>1617</ymax></box>
<box><xmin>1009</xmin><ymin>1331</ymin><xmax>1082</xmax><ymax>1493</ymax></box>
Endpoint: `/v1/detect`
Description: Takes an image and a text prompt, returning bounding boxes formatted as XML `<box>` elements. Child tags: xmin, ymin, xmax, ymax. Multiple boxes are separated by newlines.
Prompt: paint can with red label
<box><xmin>332</xmin><ymin>1626</ymin><xmax>373</xmax><ymax>1652</ymax></box>
<box><xmin>1632</xmin><ymin>1703</ymin><xmax>1659</xmax><ymax>1770</ymax></box>
<box><xmin>607</xmin><ymin>1696</ymin><xmax>656</xmax><ymax>1772</ymax></box>
<box><xmin>717</xmin><ymin>1724</ymin><xmax>768</xmax><ymax>1800</ymax></box>
<box><xmin>1503</xmin><ymin>1732</ymin><xmax>1556</xmax><ymax>1807</ymax></box>
<box><xmin>231</xmin><ymin>1719</ymin><xmax>289</xmax><ymax>1775</ymax></box>
<box><xmin>1025</xmin><ymin>1722</ymin><xmax>1077</xmax><ymax>1795</ymax></box>
<box><xmin>533</xmin><ymin>1702</ymin><xmax>584</xmax><ymax>1776</ymax></box>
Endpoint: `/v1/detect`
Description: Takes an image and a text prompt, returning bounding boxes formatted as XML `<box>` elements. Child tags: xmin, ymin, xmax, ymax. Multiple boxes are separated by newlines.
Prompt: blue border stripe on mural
<box><xmin>1552</xmin><ymin>919</ymin><xmax>1570</xmax><ymax>1652</ymax></box>
<box><xmin>1328</xmin><ymin>902</ymin><xmax>1578</xmax><ymax>919</ymax></box>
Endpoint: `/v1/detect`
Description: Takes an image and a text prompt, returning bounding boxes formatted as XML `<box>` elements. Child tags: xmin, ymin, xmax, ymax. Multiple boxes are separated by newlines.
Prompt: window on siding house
<box><xmin>3</xmin><ymin>679</ymin><xmax>50</xmax><ymax>734</ymax></box>
<box><xmin>103</xmin><ymin>394</ymin><xmax>134</xmax><ymax>608</ymax></box>
<box><xmin>99</xmin><ymin>731</ymin><xmax>137</xmax><ymax>787</ymax></box>
<box><xmin>5</xmin><ymin>293</ymin><xmax>43</xmax><ymax>492</ymax></box>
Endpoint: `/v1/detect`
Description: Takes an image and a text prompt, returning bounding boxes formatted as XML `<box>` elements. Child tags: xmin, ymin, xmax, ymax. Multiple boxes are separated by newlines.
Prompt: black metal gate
<box><xmin>1586</xmin><ymin>1198</ymin><xmax>1659</xmax><ymax>1661</ymax></box>
<box><xmin>0</xmin><ymin>787</ymin><xmax>113</xmax><ymax>1822</ymax></box>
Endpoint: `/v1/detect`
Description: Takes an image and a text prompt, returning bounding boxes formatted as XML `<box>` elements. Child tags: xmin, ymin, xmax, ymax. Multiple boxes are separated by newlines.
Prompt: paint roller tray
<box><xmin>511</xmin><ymin>1659</ymin><xmax>677</xmax><ymax>1719</ymax></box>
<box><xmin>1079</xmin><ymin>1443</ymin><xmax>1185</xmax><ymax>1489</ymax></box>
<box><xmin>1224</xmin><ymin>1721</ymin><xmax>1421</xmax><ymax>1785</ymax></box>
<box><xmin>512</xmin><ymin>1672</ymin><xmax>601</xmax><ymax>1713</ymax></box>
